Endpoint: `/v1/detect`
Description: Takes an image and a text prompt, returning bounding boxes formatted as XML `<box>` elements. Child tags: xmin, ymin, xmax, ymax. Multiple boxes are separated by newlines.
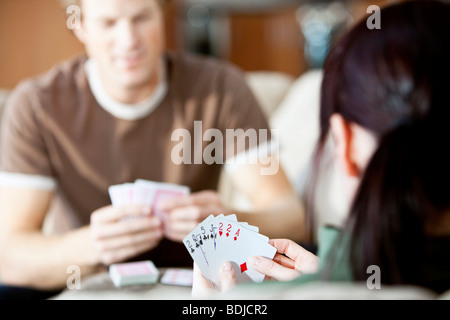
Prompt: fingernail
<box><xmin>222</xmin><ymin>261</ymin><xmax>233</xmax><ymax>272</ymax></box>
<box><xmin>248</xmin><ymin>256</ymin><xmax>261</xmax><ymax>267</ymax></box>
<box><xmin>142</xmin><ymin>207</ymin><xmax>151</xmax><ymax>215</ymax></box>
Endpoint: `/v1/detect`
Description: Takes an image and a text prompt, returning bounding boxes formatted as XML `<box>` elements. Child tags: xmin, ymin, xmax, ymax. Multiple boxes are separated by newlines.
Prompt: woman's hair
<box><xmin>313</xmin><ymin>0</ymin><xmax>450</xmax><ymax>288</ymax></box>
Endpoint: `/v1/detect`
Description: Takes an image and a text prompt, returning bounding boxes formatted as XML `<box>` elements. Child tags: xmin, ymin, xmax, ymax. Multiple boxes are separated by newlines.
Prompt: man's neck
<box><xmin>85</xmin><ymin>58</ymin><xmax>169</xmax><ymax>120</ymax></box>
<box><xmin>100</xmin><ymin>72</ymin><xmax>160</xmax><ymax>105</ymax></box>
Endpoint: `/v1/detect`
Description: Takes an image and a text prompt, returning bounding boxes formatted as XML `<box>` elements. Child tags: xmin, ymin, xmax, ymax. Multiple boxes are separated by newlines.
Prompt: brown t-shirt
<box><xmin>0</xmin><ymin>52</ymin><xmax>270</xmax><ymax>267</ymax></box>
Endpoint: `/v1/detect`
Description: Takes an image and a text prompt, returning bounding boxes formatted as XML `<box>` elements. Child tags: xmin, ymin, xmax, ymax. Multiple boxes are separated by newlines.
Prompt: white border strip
<box><xmin>0</xmin><ymin>172</ymin><xmax>57</xmax><ymax>190</ymax></box>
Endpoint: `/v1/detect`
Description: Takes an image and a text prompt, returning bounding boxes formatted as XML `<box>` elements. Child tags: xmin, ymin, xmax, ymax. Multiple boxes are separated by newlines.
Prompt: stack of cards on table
<box><xmin>183</xmin><ymin>214</ymin><xmax>276</xmax><ymax>287</ymax></box>
<box><xmin>160</xmin><ymin>268</ymin><xmax>194</xmax><ymax>287</ymax></box>
<box><xmin>109</xmin><ymin>261</ymin><xmax>159</xmax><ymax>287</ymax></box>
<box><xmin>108</xmin><ymin>179</ymin><xmax>190</xmax><ymax>219</ymax></box>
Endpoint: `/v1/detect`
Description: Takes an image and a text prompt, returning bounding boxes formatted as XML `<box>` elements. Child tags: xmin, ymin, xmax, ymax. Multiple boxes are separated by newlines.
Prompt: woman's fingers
<box><xmin>248</xmin><ymin>256</ymin><xmax>300</xmax><ymax>281</ymax></box>
<box><xmin>269</xmin><ymin>239</ymin><xmax>319</xmax><ymax>274</ymax></box>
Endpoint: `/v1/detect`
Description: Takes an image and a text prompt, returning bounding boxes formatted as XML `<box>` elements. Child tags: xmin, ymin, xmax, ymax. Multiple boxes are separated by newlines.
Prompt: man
<box><xmin>0</xmin><ymin>0</ymin><xmax>304</xmax><ymax>291</ymax></box>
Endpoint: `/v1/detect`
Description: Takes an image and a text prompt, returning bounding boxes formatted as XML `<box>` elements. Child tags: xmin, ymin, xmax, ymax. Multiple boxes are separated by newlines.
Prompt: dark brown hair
<box><xmin>312</xmin><ymin>0</ymin><xmax>450</xmax><ymax>291</ymax></box>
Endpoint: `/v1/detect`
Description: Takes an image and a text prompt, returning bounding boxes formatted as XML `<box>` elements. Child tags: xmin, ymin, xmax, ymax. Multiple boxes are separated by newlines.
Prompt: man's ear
<box><xmin>329</xmin><ymin>113</ymin><xmax>360</xmax><ymax>178</ymax></box>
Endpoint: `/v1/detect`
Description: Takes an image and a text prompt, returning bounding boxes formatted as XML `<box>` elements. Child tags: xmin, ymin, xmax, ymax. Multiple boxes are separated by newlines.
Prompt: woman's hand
<box><xmin>191</xmin><ymin>239</ymin><xmax>319</xmax><ymax>297</ymax></box>
<box><xmin>248</xmin><ymin>239</ymin><xmax>319</xmax><ymax>281</ymax></box>
<box><xmin>192</xmin><ymin>261</ymin><xmax>237</xmax><ymax>297</ymax></box>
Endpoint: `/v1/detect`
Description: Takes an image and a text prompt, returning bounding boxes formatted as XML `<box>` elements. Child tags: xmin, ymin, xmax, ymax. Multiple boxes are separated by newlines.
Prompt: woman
<box><xmin>193</xmin><ymin>0</ymin><xmax>450</xmax><ymax>296</ymax></box>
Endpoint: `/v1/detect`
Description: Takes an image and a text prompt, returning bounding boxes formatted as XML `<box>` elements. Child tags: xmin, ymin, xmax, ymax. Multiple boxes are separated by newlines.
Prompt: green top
<box><xmin>271</xmin><ymin>225</ymin><xmax>353</xmax><ymax>287</ymax></box>
<box><xmin>229</xmin><ymin>225</ymin><xmax>351</xmax><ymax>296</ymax></box>
<box><xmin>290</xmin><ymin>225</ymin><xmax>352</xmax><ymax>285</ymax></box>
<box><xmin>233</xmin><ymin>225</ymin><xmax>450</xmax><ymax>295</ymax></box>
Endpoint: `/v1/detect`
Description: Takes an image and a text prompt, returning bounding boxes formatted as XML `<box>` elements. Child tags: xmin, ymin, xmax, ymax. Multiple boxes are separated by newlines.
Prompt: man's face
<box><xmin>77</xmin><ymin>0</ymin><xmax>165</xmax><ymax>90</ymax></box>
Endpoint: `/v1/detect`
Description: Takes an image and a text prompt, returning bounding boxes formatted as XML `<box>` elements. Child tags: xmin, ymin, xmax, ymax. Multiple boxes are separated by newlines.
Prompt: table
<box><xmin>51</xmin><ymin>268</ymin><xmax>193</xmax><ymax>300</ymax></box>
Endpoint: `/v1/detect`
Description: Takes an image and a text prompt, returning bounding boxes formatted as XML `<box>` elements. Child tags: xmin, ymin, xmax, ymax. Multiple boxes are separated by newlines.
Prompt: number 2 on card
<box><xmin>226</xmin><ymin>224</ymin><xmax>231</xmax><ymax>237</ymax></box>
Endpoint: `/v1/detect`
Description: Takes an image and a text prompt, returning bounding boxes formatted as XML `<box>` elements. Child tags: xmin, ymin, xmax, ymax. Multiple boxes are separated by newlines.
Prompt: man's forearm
<box><xmin>0</xmin><ymin>226</ymin><xmax>102</xmax><ymax>290</ymax></box>
<box><xmin>234</xmin><ymin>195</ymin><xmax>306</xmax><ymax>243</ymax></box>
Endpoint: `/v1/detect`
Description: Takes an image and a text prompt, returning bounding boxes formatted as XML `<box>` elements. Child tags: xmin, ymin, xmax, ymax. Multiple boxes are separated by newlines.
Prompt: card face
<box><xmin>221</xmin><ymin>222</ymin><xmax>275</xmax><ymax>284</ymax></box>
<box><xmin>211</xmin><ymin>217</ymin><xmax>275</xmax><ymax>285</ymax></box>
<box><xmin>183</xmin><ymin>214</ymin><xmax>276</xmax><ymax>287</ymax></box>
<box><xmin>183</xmin><ymin>214</ymin><xmax>215</xmax><ymax>280</ymax></box>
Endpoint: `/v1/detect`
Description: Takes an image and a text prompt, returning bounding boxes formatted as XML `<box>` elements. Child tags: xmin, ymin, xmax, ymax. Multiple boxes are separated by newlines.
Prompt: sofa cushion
<box><xmin>245</xmin><ymin>71</ymin><xmax>295</xmax><ymax>118</ymax></box>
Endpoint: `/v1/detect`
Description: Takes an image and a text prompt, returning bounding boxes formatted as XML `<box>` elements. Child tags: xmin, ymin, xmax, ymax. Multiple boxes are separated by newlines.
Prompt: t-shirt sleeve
<box><xmin>216</xmin><ymin>63</ymin><xmax>276</xmax><ymax>166</ymax></box>
<box><xmin>0</xmin><ymin>81</ymin><xmax>56</xmax><ymax>189</ymax></box>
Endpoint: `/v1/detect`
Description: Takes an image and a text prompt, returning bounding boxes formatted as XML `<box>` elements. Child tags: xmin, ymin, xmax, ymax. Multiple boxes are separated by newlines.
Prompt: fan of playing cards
<box><xmin>108</xmin><ymin>179</ymin><xmax>190</xmax><ymax>219</ymax></box>
<box><xmin>183</xmin><ymin>214</ymin><xmax>276</xmax><ymax>287</ymax></box>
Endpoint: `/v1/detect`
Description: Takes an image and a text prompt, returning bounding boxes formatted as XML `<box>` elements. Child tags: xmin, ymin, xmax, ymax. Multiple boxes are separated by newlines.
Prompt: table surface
<box><xmin>51</xmin><ymin>268</ymin><xmax>193</xmax><ymax>300</ymax></box>
<box><xmin>50</xmin><ymin>268</ymin><xmax>446</xmax><ymax>300</ymax></box>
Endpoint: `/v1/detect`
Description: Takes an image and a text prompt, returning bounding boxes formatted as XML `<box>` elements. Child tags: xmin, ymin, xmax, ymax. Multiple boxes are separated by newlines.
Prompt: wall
<box><xmin>0</xmin><ymin>0</ymin><xmax>84</xmax><ymax>89</ymax></box>
<box><xmin>225</xmin><ymin>0</ymin><xmax>405</xmax><ymax>77</ymax></box>
<box><xmin>0</xmin><ymin>0</ymin><xmax>179</xmax><ymax>90</ymax></box>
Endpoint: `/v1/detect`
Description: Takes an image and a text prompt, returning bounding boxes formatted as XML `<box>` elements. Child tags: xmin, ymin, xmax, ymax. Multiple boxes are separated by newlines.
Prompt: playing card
<box><xmin>108</xmin><ymin>180</ymin><xmax>191</xmax><ymax>221</ymax></box>
<box><xmin>183</xmin><ymin>214</ymin><xmax>215</xmax><ymax>280</ymax></box>
<box><xmin>217</xmin><ymin>214</ymin><xmax>263</xmax><ymax>239</ymax></box>
<box><xmin>108</xmin><ymin>183</ymin><xmax>134</xmax><ymax>207</ymax></box>
<box><xmin>132</xmin><ymin>182</ymin><xmax>154</xmax><ymax>206</ymax></box>
<box><xmin>160</xmin><ymin>268</ymin><xmax>193</xmax><ymax>287</ymax></box>
<box><xmin>212</xmin><ymin>217</ymin><xmax>275</xmax><ymax>285</ymax></box>
<box><xmin>109</xmin><ymin>260</ymin><xmax>160</xmax><ymax>287</ymax></box>
<box><xmin>195</xmin><ymin>214</ymin><xmax>220</xmax><ymax>280</ymax></box>
<box><xmin>183</xmin><ymin>214</ymin><xmax>276</xmax><ymax>287</ymax></box>
<box><xmin>189</xmin><ymin>213</ymin><xmax>238</xmax><ymax>280</ymax></box>
<box><xmin>135</xmin><ymin>180</ymin><xmax>190</xmax><ymax>220</ymax></box>
<box><xmin>108</xmin><ymin>185</ymin><xmax>122</xmax><ymax>207</ymax></box>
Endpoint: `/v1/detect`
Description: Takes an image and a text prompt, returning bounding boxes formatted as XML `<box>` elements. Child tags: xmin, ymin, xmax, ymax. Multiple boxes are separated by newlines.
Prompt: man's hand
<box><xmin>90</xmin><ymin>205</ymin><xmax>163</xmax><ymax>265</ymax></box>
<box><xmin>157</xmin><ymin>190</ymin><xmax>226</xmax><ymax>242</ymax></box>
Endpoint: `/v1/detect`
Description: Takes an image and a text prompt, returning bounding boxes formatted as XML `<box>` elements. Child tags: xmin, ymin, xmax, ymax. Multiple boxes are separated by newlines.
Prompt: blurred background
<box><xmin>0</xmin><ymin>0</ymin><xmax>436</xmax><ymax>228</ymax></box>
<box><xmin>0</xmin><ymin>0</ymin><xmax>410</xmax><ymax>90</ymax></box>
<box><xmin>1</xmin><ymin>0</ymin><xmax>449</xmax><ymax>257</ymax></box>
<box><xmin>0</xmin><ymin>0</ymin><xmax>416</xmax><ymax>221</ymax></box>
